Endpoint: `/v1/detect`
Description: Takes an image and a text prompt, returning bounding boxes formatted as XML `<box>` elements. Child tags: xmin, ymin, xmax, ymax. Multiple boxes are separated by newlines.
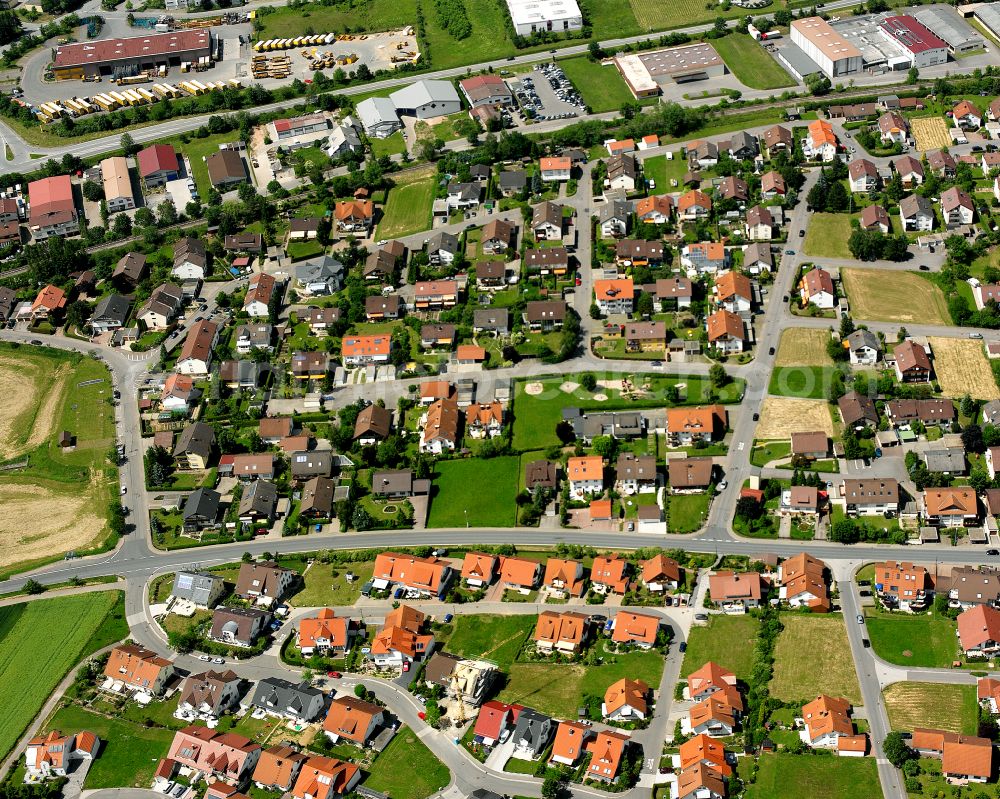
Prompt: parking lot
<box><xmin>162</xmin><ymin>156</ymin><xmax>198</xmax><ymax>211</ymax></box>
<box><xmin>509</xmin><ymin>63</ymin><xmax>585</xmax><ymax>123</ymax></box>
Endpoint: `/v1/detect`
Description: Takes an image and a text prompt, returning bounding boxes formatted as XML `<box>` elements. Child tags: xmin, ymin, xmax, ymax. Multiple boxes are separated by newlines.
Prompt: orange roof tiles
<box><xmin>594</xmin><ymin>277</ymin><xmax>635</xmax><ymax>302</ymax></box>
<box><xmin>567</xmin><ymin>455</ymin><xmax>603</xmax><ymax>482</ymax></box>
<box><xmin>499</xmin><ymin>556</ymin><xmax>540</xmax><ymax>588</ymax></box>
<box><xmin>533</xmin><ymin>610</ymin><xmax>589</xmax><ymax>647</ymax></box>
<box><xmin>604</xmin><ymin>678</ymin><xmax>650</xmax><ymax>716</ymax></box>
<box><xmin>298</xmin><ymin>609</ymin><xmax>350</xmax><ymax>652</ymax></box>
<box><xmin>611</xmin><ymin>611</ymin><xmax>660</xmax><ymax>645</ymax></box>
<box><xmin>550</xmin><ymin>721</ymin><xmax>591</xmax><ymax>764</ymax></box>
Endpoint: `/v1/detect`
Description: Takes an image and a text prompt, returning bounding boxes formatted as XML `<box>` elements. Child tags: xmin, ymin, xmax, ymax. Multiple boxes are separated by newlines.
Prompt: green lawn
<box><xmin>865</xmin><ymin>612</ymin><xmax>959</xmax><ymax>668</ymax></box>
<box><xmin>0</xmin><ymin>591</ymin><xmax>126</xmax><ymax>763</ymax></box>
<box><xmin>713</xmin><ymin>33</ymin><xmax>795</xmax><ymax>90</ymax></box>
<box><xmin>447</xmin><ymin>614</ymin><xmax>536</xmax><ymax>670</ymax></box>
<box><xmin>45</xmin><ymin>704</ymin><xmax>180</xmax><ymax>789</ymax></box>
<box><xmin>770</xmin><ymin>615</ymin><xmax>861</xmax><ymax>704</ymax></box>
<box><xmin>668</xmin><ymin>492</ymin><xmax>710</xmax><ymax>533</ymax></box>
<box><xmin>511</xmin><ymin>373</ymin><xmax>744</xmax><ymax>451</ymax></box>
<box><xmin>165</xmin><ymin>131</ymin><xmax>248</xmax><ymax>200</ymax></box>
<box><xmin>427</xmin><ymin>457</ymin><xmax>519</xmax><ymax>528</ymax></box>
<box><xmin>286</xmin><ymin>240</ymin><xmax>325</xmax><ymax>261</ymax></box>
<box><xmin>768</xmin><ymin>366</ymin><xmax>840</xmax><ymax>400</ymax></box>
<box><xmin>290</xmin><ymin>561</ymin><xmax>375</xmax><ymax>607</ymax></box>
<box><xmin>258</xmin><ymin>0</ymin><xmax>418</xmax><ymax>37</ymax></box>
<box><xmin>883</xmin><ymin>682</ymin><xmax>978</xmax><ymax>735</ymax></box>
<box><xmin>745</xmin><ymin>753</ymin><xmax>881</xmax><ymax>799</ymax></box>
<box><xmin>498</xmin><ymin>647</ymin><xmax>665</xmax><ymax>717</ymax></box>
<box><xmin>681</xmin><ymin>614</ymin><xmax>760</xmax><ymax>680</ymax></box>
<box><xmin>642</xmin><ymin>153</ymin><xmax>687</xmax><ymax>192</ymax></box>
<box><xmin>364</xmin><ymin>726</ymin><xmax>450</xmax><ymax>799</ymax></box>
<box><xmin>626</xmin><ymin>0</ymin><xmax>759</xmax><ymax>35</ymax></box>
<box><xmin>370</xmin><ymin>131</ymin><xmax>407</xmax><ymax>158</ymax></box>
<box><xmin>750</xmin><ymin>440</ymin><xmax>791</xmax><ymax>467</ymax></box>
<box><xmin>559</xmin><ymin>56</ymin><xmax>637</xmax><ymax>113</ymax></box>
<box><xmin>803</xmin><ymin>213</ymin><xmax>856</xmax><ymax>259</ymax></box>
<box><xmin>376</xmin><ymin>171</ymin><xmax>437</xmax><ymax>240</ymax></box>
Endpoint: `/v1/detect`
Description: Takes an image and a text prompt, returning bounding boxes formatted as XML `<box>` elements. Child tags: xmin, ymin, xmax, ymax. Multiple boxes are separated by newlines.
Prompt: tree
<box><xmin>906</xmin><ymin>65</ymin><xmax>919</xmax><ymax>85</ymax></box>
<box><xmin>541</xmin><ymin>775</ymin><xmax>567</xmax><ymax>799</ymax></box>
<box><xmin>354</xmin><ymin>684</ymin><xmax>368</xmax><ymax>699</ymax></box>
<box><xmin>82</xmin><ymin>180</ymin><xmax>104</xmax><ymax>202</ymax></box>
<box><xmin>884</xmin><ymin>731</ymin><xmax>914</xmax><ymax>767</ymax></box>
<box><xmin>592</xmin><ymin>435</ymin><xmax>617</xmax><ymax>460</ymax></box>
<box><xmin>0</xmin><ymin>10</ymin><xmax>22</xmax><ymax>45</ymax></box>
<box><xmin>352</xmin><ymin>506</ymin><xmax>373</xmax><ymax>531</ymax></box>
<box><xmin>709</xmin><ymin>363</ymin><xmax>730</xmax><ymax>389</ymax></box>
<box><xmin>805</xmin><ymin>73</ymin><xmax>832</xmax><ymax>96</ymax></box>
<box><xmin>636</xmin><ymin>291</ymin><xmax>654</xmax><ymax>317</ymax></box>
<box><xmin>580</xmin><ymin>373</ymin><xmax>597</xmax><ymax>392</ymax></box>
<box><xmin>829</xmin><ymin>517</ymin><xmax>859</xmax><ymax>544</ymax></box>
<box><xmin>107</xmin><ymin>501</ymin><xmax>127</xmax><ymax>537</ymax></box>
<box><xmin>120</xmin><ymin>132</ymin><xmax>139</xmax><ymax>157</ymax></box>
<box><xmin>23</xmin><ymin>579</ymin><xmax>43</xmax><ymax>595</ymax></box>
<box><xmin>962</xmin><ymin>424</ymin><xmax>986</xmax><ymax>454</ymax></box>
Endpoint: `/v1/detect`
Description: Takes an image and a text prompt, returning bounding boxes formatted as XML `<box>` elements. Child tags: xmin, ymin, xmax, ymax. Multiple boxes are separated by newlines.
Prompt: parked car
<box><xmin>393</xmin><ymin>587</ymin><xmax>405</xmax><ymax>599</ymax></box>
<box><xmin>856</xmin><ymin>614</ymin><xmax>864</xmax><ymax>624</ymax></box>
<box><xmin>679</xmin><ymin>641</ymin><xmax>687</xmax><ymax>652</ymax></box>
<box><xmin>327</xmin><ymin>670</ymin><xmax>342</xmax><ymax>678</ymax></box>
<box><xmin>443</xmin><ymin>613</ymin><xmax>453</xmax><ymax>623</ymax></box>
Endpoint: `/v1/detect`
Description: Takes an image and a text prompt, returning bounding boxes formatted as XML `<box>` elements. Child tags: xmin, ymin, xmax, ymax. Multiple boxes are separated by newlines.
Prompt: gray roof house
<box><xmin>355</xmin><ymin>96</ymin><xmax>401</xmax><ymax>139</ymax></box>
<box><xmin>290</xmin><ymin>450</ymin><xmax>334</xmax><ymax>481</ymax></box>
<box><xmin>923</xmin><ymin>448</ymin><xmax>967</xmax><ymax>475</ymax></box>
<box><xmin>174</xmin><ymin>422</ymin><xmax>215</xmax><ymax>469</ymax></box>
<box><xmin>171</xmin><ymin>571</ymin><xmax>225</xmax><ymax>608</ymax></box>
<box><xmin>182</xmin><ymin>488</ymin><xmax>221</xmax><ymax>532</ymax></box>
<box><xmin>389</xmin><ymin>79</ymin><xmax>462</xmax><ymax>119</ymax></box>
<box><xmin>511</xmin><ymin>708</ymin><xmax>554</xmax><ymax>759</ymax></box>
<box><xmin>845</xmin><ymin>329</ymin><xmax>881</xmax><ymax>364</ymax></box>
<box><xmin>246</xmin><ymin>677</ymin><xmax>325</xmax><ymax>723</ymax></box>
<box><xmin>473</xmin><ymin>308</ymin><xmax>510</xmax><ymax>335</ymax></box>
<box><xmin>90</xmin><ymin>294</ymin><xmax>132</xmax><ymax>334</ymax></box>
<box><xmin>210</xmin><ymin>606</ymin><xmax>271</xmax><ymax>648</ymax></box>
<box><xmin>371</xmin><ymin>469</ymin><xmax>432</xmax><ymax>498</ymax></box>
<box><xmin>984</xmin><ymin>400</ymin><xmax>1000</xmax><ymax>427</ymax></box>
<box><xmin>294</xmin><ymin>255</ymin><xmax>345</xmax><ymax>296</ymax></box>
<box><xmin>498</xmin><ymin>170</ymin><xmax>527</xmax><ymax>197</ymax></box>
<box><xmin>237</xmin><ymin>479</ymin><xmax>279</xmax><ymax>523</ymax></box>
<box><xmin>426</xmin><ymin>231</ymin><xmax>459</xmax><ymax>264</ymax></box>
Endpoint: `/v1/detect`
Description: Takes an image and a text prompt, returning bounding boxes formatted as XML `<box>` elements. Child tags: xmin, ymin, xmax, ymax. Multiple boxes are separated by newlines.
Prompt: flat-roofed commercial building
<box><xmin>52</xmin><ymin>29</ymin><xmax>211</xmax><ymax>79</ymax></box>
<box><xmin>505</xmin><ymin>0</ymin><xmax>582</xmax><ymax>36</ymax></box>
<box><xmin>790</xmin><ymin>17</ymin><xmax>863</xmax><ymax>79</ymax></box>
<box><xmin>613</xmin><ymin>43</ymin><xmax>725</xmax><ymax>99</ymax></box>
<box><xmin>100</xmin><ymin>156</ymin><xmax>135</xmax><ymax>213</ymax></box>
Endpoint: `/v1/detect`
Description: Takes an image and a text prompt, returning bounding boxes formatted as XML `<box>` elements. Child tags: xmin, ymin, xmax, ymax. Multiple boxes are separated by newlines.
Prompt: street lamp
<box><xmin>464</xmin><ymin>508</ymin><xmax>469</xmax><ymax>528</ymax></box>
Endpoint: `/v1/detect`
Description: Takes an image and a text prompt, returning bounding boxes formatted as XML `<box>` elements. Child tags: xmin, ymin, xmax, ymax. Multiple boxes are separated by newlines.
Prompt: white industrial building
<box><xmin>388</xmin><ymin>79</ymin><xmax>462</xmax><ymax>119</ymax></box>
<box><xmin>877</xmin><ymin>15</ymin><xmax>948</xmax><ymax>68</ymax></box>
<box><xmin>505</xmin><ymin>0</ymin><xmax>582</xmax><ymax>36</ymax></box>
<box><xmin>790</xmin><ymin>17</ymin><xmax>863</xmax><ymax>79</ymax></box>
<box><xmin>613</xmin><ymin>43</ymin><xmax>726</xmax><ymax>99</ymax></box>
<box><xmin>974</xmin><ymin>3</ymin><xmax>1000</xmax><ymax>42</ymax></box>
<box><xmin>356</xmin><ymin>97</ymin><xmax>402</xmax><ymax>139</ymax></box>
<box><xmin>914</xmin><ymin>7</ymin><xmax>983</xmax><ymax>54</ymax></box>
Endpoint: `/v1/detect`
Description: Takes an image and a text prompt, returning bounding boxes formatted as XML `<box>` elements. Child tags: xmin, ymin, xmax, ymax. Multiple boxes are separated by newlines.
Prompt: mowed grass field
<box><xmin>498</xmin><ymin>648</ymin><xmax>664</xmax><ymax>717</ymax></box>
<box><xmin>768</xmin><ymin>366</ymin><xmax>840</xmax><ymax>400</ymax></box>
<box><xmin>447</xmin><ymin>614</ymin><xmax>536</xmax><ymax>670</ymax></box>
<box><xmin>864</xmin><ymin>612</ymin><xmax>958</xmax><ymax>668</ymax></box>
<box><xmin>0</xmin><ymin>592</ymin><xmax>127</xmax><ymax>762</ymax></box>
<box><xmin>427</xmin><ymin>457</ymin><xmax>519</xmax><ymax>527</ymax></box>
<box><xmin>627</xmin><ymin>0</ymin><xmax>749</xmax><ymax>33</ymax></box>
<box><xmin>770</xmin><ymin>615</ymin><xmax>860</xmax><ymax>703</ymax></box>
<box><xmin>713</xmin><ymin>34</ymin><xmax>795</xmax><ymax>90</ymax></box>
<box><xmin>681</xmin><ymin>614</ymin><xmax>760</xmax><ymax>681</ymax></box>
<box><xmin>559</xmin><ymin>56</ymin><xmax>636</xmax><ymax>114</ymax></box>
<box><xmin>841</xmin><ymin>269</ymin><xmax>951</xmax><ymax>325</ymax></box>
<box><xmin>775</xmin><ymin>328</ymin><xmax>835</xmax><ymax>367</ymax></box>
<box><xmin>883</xmin><ymin>682</ymin><xmax>978</xmax><ymax>734</ymax></box>
<box><xmin>365</xmin><ymin>726</ymin><xmax>451</xmax><ymax>799</ymax></box>
<box><xmin>928</xmin><ymin>337</ymin><xmax>1000</xmax><ymax>400</ymax></box>
<box><xmin>745</xmin><ymin>753</ymin><xmax>881</xmax><ymax>799</ymax></box>
<box><xmin>803</xmin><ymin>213</ymin><xmax>855</xmax><ymax>259</ymax></box>
<box><xmin>376</xmin><ymin>169</ymin><xmax>437</xmax><ymax>240</ymax></box>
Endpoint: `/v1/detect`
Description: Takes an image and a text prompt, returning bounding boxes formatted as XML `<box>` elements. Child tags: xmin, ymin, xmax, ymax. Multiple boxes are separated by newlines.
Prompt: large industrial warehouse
<box><xmin>52</xmin><ymin>29</ymin><xmax>213</xmax><ymax>80</ymax></box>
<box><xmin>614</xmin><ymin>43</ymin><xmax>726</xmax><ymax>99</ymax></box>
<box><xmin>789</xmin><ymin>17</ymin><xmax>864</xmax><ymax>79</ymax></box>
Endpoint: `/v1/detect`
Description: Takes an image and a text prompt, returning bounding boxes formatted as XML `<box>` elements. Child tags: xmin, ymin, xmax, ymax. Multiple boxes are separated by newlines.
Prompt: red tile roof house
<box><xmin>708</xmin><ymin>571</ymin><xmax>765</xmax><ymax>612</ymax></box>
<box><xmin>322</xmin><ymin>696</ymin><xmax>386</xmax><ymax>747</ymax></box>
<box><xmin>372</xmin><ymin>551</ymin><xmax>452</xmax><ymax>599</ymax></box>
<box><xmin>586</xmin><ymin>730</ymin><xmax>630</xmax><ymax>784</ymax></box>
<box><xmin>550</xmin><ymin>721</ymin><xmax>593</xmax><ymax>767</ymax></box>
<box><xmin>290</xmin><ymin>755</ymin><xmax>361</xmax><ymax>799</ymax></box>
<box><xmin>590</xmin><ymin>555</ymin><xmax>630</xmax><ymax>595</ymax></box>
<box><xmin>912</xmin><ymin>729</ymin><xmax>993</xmax><ymax>783</ymax></box>
<box><xmin>799</xmin><ymin>694</ymin><xmax>854</xmax><ymax>748</ymax></box>
<box><xmin>610</xmin><ymin>611</ymin><xmax>661</xmax><ymax>649</ymax></box>
<box><xmin>979</xmin><ymin>677</ymin><xmax>1000</xmax><ymax>714</ymax></box>
<box><xmin>252</xmin><ymin>746</ymin><xmax>306</xmax><ymax>792</ymax></box>
<box><xmin>166</xmin><ymin>726</ymin><xmax>262</xmax><ymax>785</ymax></box>
<box><xmin>298</xmin><ymin>609</ymin><xmax>356</xmax><ymax>656</ymax></box>
<box><xmin>499</xmin><ymin>556</ymin><xmax>542</xmax><ymax>593</ymax></box>
<box><xmin>641</xmin><ymin>554</ymin><xmax>682</xmax><ymax>592</ymax></box>
<box><xmin>104</xmin><ymin>643</ymin><xmax>175</xmax><ymax>696</ymax></box>
<box><xmin>603</xmin><ymin>678</ymin><xmax>651</xmax><ymax>722</ymax></box>
<box><xmin>461</xmin><ymin>552</ymin><xmax>498</xmax><ymax>588</ymax></box>
<box><xmin>543</xmin><ymin>557</ymin><xmax>586</xmax><ymax>597</ymax></box>
<box><xmin>687</xmin><ymin>662</ymin><xmax>737</xmax><ymax>701</ymax></box>
<box><xmin>369</xmin><ymin>605</ymin><xmax>433</xmax><ymax>669</ymax></box>
<box><xmin>959</xmin><ymin>604</ymin><xmax>1000</xmax><ymax>658</ymax></box>
<box><xmin>473</xmin><ymin>700</ymin><xmax>523</xmax><ymax>747</ymax></box>
<box><xmin>24</xmin><ymin>730</ymin><xmax>100</xmax><ymax>778</ymax></box>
